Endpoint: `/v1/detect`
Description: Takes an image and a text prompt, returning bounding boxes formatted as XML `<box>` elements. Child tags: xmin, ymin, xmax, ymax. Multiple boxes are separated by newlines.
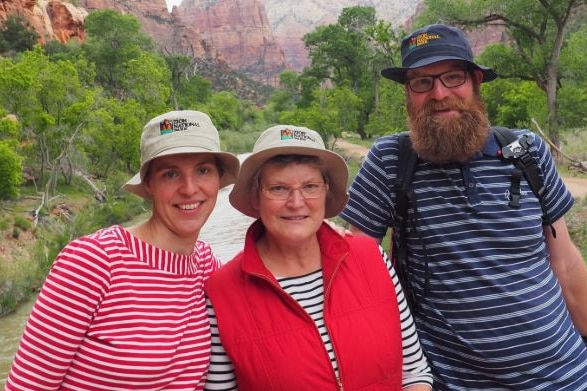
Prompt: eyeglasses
<box><xmin>261</xmin><ymin>182</ymin><xmax>327</xmax><ymax>200</ymax></box>
<box><xmin>406</xmin><ymin>70</ymin><xmax>468</xmax><ymax>93</ymax></box>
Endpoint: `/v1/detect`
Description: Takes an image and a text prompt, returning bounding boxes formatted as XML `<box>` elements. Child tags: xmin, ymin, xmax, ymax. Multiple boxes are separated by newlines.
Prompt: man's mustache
<box><xmin>424</xmin><ymin>98</ymin><xmax>468</xmax><ymax>114</ymax></box>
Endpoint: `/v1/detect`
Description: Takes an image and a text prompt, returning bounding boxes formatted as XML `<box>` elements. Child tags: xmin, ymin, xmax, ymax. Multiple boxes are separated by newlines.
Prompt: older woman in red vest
<box><xmin>204</xmin><ymin>125</ymin><xmax>432</xmax><ymax>390</ymax></box>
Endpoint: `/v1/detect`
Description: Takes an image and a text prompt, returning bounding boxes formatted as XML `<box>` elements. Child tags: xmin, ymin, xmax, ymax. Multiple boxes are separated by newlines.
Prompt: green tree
<box><xmin>418</xmin><ymin>0</ymin><xmax>587</xmax><ymax>146</ymax></box>
<box><xmin>302</xmin><ymin>6</ymin><xmax>401</xmax><ymax>139</ymax></box>
<box><xmin>83</xmin><ymin>97</ymin><xmax>146</xmax><ymax>177</ymax></box>
<box><xmin>0</xmin><ymin>55</ymin><xmax>37</xmax><ymax>116</ymax></box>
<box><xmin>365</xmin><ymin>81</ymin><xmax>407</xmax><ymax>136</ymax></box>
<box><xmin>0</xmin><ymin>113</ymin><xmax>23</xmax><ymax>198</ymax></box>
<box><xmin>482</xmin><ymin>79</ymin><xmax>547</xmax><ymax>128</ymax></box>
<box><xmin>203</xmin><ymin>91</ymin><xmax>245</xmax><ymax>131</ymax></box>
<box><xmin>264</xmin><ymin>71</ymin><xmax>300</xmax><ymax>122</ymax></box>
<box><xmin>364</xmin><ymin>19</ymin><xmax>402</xmax><ymax>116</ymax></box>
<box><xmin>0</xmin><ymin>141</ymin><xmax>23</xmax><ymax>199</ymax></box>
<box><xmin>82</xmin><ymin>10</ymin><xmax>154</xmax><ymax>96</ymax></box>
<box><xmin>176</xmin><ymin>75</ymin><xmax>213</xmax><ymax>109</ymax></box>
<box><xmin>0</xmin><ymin>15</ymin><xmax>38</xmax><ymax>56</ymax></box>
<box><xmin>163</xmin><ymin>52</ymin><xmax>203</xmax><ymax>110</ymax></box>
<box><xmin>121</xmin><ymin>52</ymin><xmax>171</xmax><ymax>114</ymax></box>
<box><xmin>1</xmin><ymin>48</ymin><xmax>97</xmax><ymax>199</ymax></box>
<box><xmin>559</xmin><ymin>24</ymin><xmax>587</xmax><ymax>129</ymax></box>
<box><xmin>279</xmin><ymin>84</ymin><xmax>362</xmax><ymax>145</ymax></box>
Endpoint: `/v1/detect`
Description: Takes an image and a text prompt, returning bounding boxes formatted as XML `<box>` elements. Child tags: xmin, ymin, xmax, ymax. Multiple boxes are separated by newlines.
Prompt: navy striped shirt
<box><xmin>340</xmin><ymin>129</ymin><xmax>587</xmax><ymax>390</ymax></box>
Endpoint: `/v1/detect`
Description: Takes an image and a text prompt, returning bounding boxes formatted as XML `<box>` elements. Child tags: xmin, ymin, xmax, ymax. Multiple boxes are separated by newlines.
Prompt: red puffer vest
<box><xmin>205</xmin><ymin>221</ymin><xmax>402</xmax><ymax>390</ymax></box>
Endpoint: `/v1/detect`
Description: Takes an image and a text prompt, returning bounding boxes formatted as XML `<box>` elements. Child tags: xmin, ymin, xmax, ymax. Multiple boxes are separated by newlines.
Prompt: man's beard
<box><xmin>407</xmin><ymin>94</ymin><xmax>490</xmax><ymax>164</ymax></box>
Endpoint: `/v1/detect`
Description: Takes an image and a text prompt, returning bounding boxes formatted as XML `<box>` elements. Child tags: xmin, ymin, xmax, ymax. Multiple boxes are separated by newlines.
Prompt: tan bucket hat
<box><xmin>123</xmin><ymin>110</ymin><xmax>240</xmax><ymax>198</ymax></box>
<box><xmin>229</xmin><ymin>125</ymin><xmax>349</xmax><ymax>218</ymax></box>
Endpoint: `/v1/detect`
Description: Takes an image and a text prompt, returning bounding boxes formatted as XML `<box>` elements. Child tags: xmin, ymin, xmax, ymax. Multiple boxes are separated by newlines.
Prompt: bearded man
<box><xmin>340</xmin><ymin>24</ymin><xmax>587</xmax><ymax>390</ymax></box>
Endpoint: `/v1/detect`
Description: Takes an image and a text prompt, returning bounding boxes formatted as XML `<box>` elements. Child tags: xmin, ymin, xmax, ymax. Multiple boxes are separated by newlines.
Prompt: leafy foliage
<box><xmin>301</xmin><ymin>6</ymin><xmax>402</xmax><ymax>139</ymax></box>
<box><xmin>365</xmin><ymin>81</ymin><xmax>406</xmax><ymax>136</ymax></box>
<box><xmin>83</xmin><ymin>98</ymin><xmax>146</xmax><ymax>177</ymax></box>
<box><xmin>0</xmin><ymin>141</ymin><xmax>23</xmax><ymax>199</ymax></box>
<box><xmin>82</xmin><ymin>10</ymin><xmax>154</xmax><ymax>95</ymax></box>
<box><xmin>0</xmin><ymin>15</ymin><xmax>38</xmax><ymax>56</ymax></box>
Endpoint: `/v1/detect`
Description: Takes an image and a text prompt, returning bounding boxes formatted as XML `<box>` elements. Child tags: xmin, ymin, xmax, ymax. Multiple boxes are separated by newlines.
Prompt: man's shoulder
<box><xmin>492</xmin><ymin>126</ymin><xmax>537</xmax><ymax>141</ymax></box>
<box><xmin>366</xmin><ymin>133</ymin><xmax>404</xmax><ymax>158</ymax></box>
<box><xmin>373</xmin><ymin>132</ymin><xmax>403</xmax><ymax>144</ymax></box>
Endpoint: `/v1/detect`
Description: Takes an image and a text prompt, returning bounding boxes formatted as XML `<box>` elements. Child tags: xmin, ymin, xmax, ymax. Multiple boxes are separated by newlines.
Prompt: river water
<box><xmin>0</xmin><ymin>178</ymin><xmax>255</xmax><ymax>386</ymax></box>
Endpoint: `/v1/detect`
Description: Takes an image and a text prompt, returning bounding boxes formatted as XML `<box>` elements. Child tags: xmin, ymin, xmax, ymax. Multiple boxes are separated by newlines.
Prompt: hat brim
<box><xmin>123</xmin><ymin>151</ymin><xmax>240</xmax><ymax>199</ymax></box>
<box><xmin>381</xmin><ymin>56</ymin><xmax>498</xmax><ymax>84</ymax></box>
<box><xmin>229</xmin><ymin>146</ymin><xmax>349</xmax><ymax>219</ymax></box>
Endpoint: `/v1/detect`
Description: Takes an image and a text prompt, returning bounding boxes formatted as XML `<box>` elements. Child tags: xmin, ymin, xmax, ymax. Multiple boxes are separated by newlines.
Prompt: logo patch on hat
<box><xmin>280</xmin><ymin>128</ymin><xmax>317</xmax><ymax>143</ymax></box>
<box><xmin>280</xmin><ymin>128</ymin><xmax>293</xmax><ymax>139</ymax></box>
<box><xmin>409</xmin><ymin>32</ymin><xmax>441</xmax><ymax>51</ymax></box>
<box><xmin>160</xmin><ymin>119</ymin><xmax>173</xmax><ymax>134</ymax></box>
<box><xmin>159</xmin><ymin>118</ymin><xmax>201</xmax><ymax>135</ymax></box>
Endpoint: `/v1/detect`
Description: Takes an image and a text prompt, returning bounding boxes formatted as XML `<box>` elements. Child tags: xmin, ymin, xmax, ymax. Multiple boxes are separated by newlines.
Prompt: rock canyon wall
<box><xmin>5</xmin><ymin>0</ymin><xmax>499</xmax><ymax>87</ymax></box>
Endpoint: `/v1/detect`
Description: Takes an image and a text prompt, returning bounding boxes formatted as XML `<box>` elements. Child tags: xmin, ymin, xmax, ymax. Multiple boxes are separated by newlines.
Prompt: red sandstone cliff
<box><xmin>0</xmin><ymin>0</ymin><xmax>87</xmax><ymax>44</ymax></box>
<box><xmin>0</xmin><ymin>0</ymin><xmax>284</xmax><ymax>86</ymax></box>
<box><xmin>177</xmin><ymin>0</ymin><xmax>286</xmax><ymax>85</ymax></box>
<box><xmin>81</xmin><ymin>0</ymin><xmax>212</xmax><ymax>59</ymax></box>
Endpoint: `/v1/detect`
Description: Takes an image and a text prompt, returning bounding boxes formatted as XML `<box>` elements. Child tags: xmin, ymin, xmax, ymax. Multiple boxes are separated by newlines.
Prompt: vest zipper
<box><xmin>250</xmin><ymin>249</ymin><xmax>349</xmax><ymax>390</ymax></box>
<box><xmin>324</xmin><ymin>252</ymin><xmax>348</xmax><ymax>391</ymax></box>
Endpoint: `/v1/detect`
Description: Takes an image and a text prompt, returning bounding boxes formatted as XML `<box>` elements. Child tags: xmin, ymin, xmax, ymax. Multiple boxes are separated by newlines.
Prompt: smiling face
<box><xmin>143</xmin><ymin>153</ymin><xmax>221</xmax><ymax>246</ymax></box>
<box><xmin>254</xmin><ymin>161</ymin><xmax>327</xmax><ymax>246</ymax></box>
<box><xmin>405</xmin><ymin>60</ymin><xmax>490</xmax><ymax>164</ymax></box>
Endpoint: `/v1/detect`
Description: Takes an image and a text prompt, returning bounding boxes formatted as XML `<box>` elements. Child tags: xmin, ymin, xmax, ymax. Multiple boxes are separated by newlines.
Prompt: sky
<box><xmin>166</xmin><ymin>0</ymin><xmax>182</xmax><ymax>12</ymax></box>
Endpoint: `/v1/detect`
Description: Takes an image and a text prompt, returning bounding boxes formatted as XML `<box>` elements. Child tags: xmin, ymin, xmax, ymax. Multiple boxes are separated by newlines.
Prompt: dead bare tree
<box><xmin>162</xmin><ymin>45</ymin><xmax>200</xmax><ymax>110</ymax></box>
<box><xmin>532</xmin><ymin>118</ymin><xmax>587</xmax><ymax>175</ymax></box>
<box><xmin>34</xmin><ymin>122</ymin><xmax>107</xmax><ymax>223</ymax></box>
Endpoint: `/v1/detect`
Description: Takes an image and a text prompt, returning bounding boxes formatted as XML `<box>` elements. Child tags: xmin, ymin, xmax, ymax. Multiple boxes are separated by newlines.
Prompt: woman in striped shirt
<box><xmin>5</xmin><ymin>110</ymin><xmax>239</xmax><ymax>391</ymax></box>
<box><xmin>204</xmin><ymin>125</ymin><xmax>432</xmax><ymax>390</ymax></box>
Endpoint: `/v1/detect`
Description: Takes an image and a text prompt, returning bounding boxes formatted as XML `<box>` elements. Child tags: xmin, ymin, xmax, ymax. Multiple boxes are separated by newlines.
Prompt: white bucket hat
<box><xmin>229</xmin><ymin>125</ymin><xmax>349</xmax><ymax>218</ymax></box>
<box><xmin>123</xmin><ymin>110</ymin><xmax>240</xmax><ymax>198</ymax></box>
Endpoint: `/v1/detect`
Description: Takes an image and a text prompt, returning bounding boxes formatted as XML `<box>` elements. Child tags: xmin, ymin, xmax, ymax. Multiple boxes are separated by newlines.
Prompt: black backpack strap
<box><xmin>493</xmin><ymin>127</ymin><xmax>524</xmax><ymax>208</ymax></box>
<box><xmin>493</xmin><ymin>127</ymin><xmax>555</xmax><ymax>236</ymax></box>
<box><xmin>393</xmin><ymin>132</ymin><xmax>424</xmax><ymax>311</ymax></box>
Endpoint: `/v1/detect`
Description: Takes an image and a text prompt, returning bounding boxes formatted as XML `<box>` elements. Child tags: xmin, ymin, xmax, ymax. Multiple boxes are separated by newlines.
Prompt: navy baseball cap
<box><xmin>381</xmin><ymin>24</ymin><xmax>498</xmax><ymax>84</ymax></box>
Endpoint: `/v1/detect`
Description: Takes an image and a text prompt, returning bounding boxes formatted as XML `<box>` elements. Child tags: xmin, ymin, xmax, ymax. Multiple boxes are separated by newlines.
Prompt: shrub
<box><xmin>221</xmin><ymin>129</ymin><xmax>259</xmax><ymax>154</ymax></box>
<box><xmin>0</xmin><ymin>15</ymin><xmax>39</xmax><ymax>55</ymax></box>
<box><xmin>0</xmin><ymin>218</ymin><xmax>9</xmax><ymax>231</ymax></box>
<box><xmin>0</xmin><ymin>142</ymin><xmax>23</xmax><ymax>199</ymax></box>
<box><xmin>13</xmin><ymin>215</ymin><xmax>31</xmax><ymax>231</ymax></box>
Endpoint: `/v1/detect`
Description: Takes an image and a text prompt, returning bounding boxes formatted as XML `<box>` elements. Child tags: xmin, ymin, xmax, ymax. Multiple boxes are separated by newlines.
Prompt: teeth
<box><xmin>178</xmin><ymin>203</ymin><xmax>199</xmax><ymax>210</ymax></box>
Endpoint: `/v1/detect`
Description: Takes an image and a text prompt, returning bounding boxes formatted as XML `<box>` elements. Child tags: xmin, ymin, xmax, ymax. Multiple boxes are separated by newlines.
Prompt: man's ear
<box><xmin>473</xmin><ymin>69</ymin><xmax>484</xmax><ymax>84</ymax></box>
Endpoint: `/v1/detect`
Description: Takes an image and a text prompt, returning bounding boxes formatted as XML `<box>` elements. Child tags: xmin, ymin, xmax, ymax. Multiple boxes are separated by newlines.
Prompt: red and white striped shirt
<box><xmin>5</xmin><ymin>225</ymin><xmax>220</xmax><ymax>391</ymax></box>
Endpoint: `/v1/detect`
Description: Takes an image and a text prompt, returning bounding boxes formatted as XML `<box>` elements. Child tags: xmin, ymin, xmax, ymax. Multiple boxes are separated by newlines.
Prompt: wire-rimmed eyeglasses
<box><xmin>406</xmin><ymin>69</ymin><xmax>468</xmax><ymax>93</ymax></box>
<box><xmin>260</xmin><ymin>182</ymin><xmax>327</xmax><ymax>200</ymax></box>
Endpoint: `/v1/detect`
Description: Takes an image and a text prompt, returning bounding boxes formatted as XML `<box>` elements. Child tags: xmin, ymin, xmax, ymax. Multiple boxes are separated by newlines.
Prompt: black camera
<box><xmin>501</xmin><ymin>134</ymin><xmax>534</xmax><ymax>159</ymax></box>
